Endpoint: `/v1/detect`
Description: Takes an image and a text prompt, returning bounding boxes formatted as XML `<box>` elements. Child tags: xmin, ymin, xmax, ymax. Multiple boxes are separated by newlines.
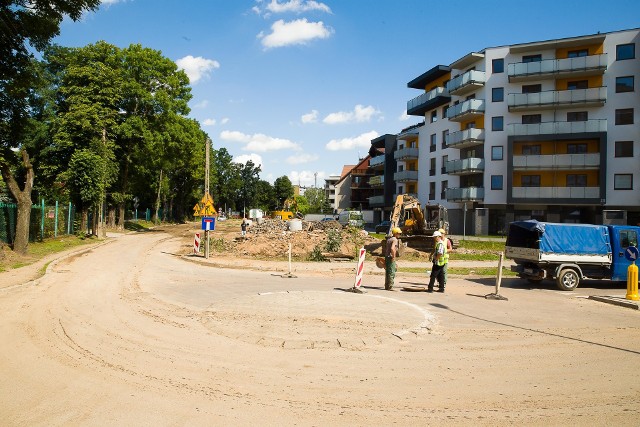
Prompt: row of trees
<box><xmin>0</xmin><ymin>0</ymin><xmax>329</xmax><ymax>254</ymax></box>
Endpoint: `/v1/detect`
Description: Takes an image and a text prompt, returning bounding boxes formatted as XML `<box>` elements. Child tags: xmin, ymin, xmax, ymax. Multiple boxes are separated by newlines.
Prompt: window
<box><xmin>568</xmin><ymin>49</ymin><xmax>588</xmax><ymax>58</ymax></box>
<box><xmin>492</xmin><ymin>58</ymin><xmax>504</xmax><ymax>73</ymax></box>
<box><xmin>441</xmin><ymin>180</ymin><xmax>448</xmax><ymax>199</ymax></box>
<box><xmin>567</xmin><ymin>80</ymin><xmax>588</xmax><ymax>90</ymax></box>
<box><xmin>492</xmin><ymin>87</ymin><xmax>504</xmax><ymax>102</ymax></box>
<box><xmin>441</xmin><ymin>155</ymin><xmax>448</xmax><ymax>173</ymax></box>
<box><xmin>522</xmin><ymin>84</ymin><xmax>542</xmax><ymax>93</ymax></box>
<box><xmin>566</xmin><ymin>174</ymin><xmax>587</xmax><ymax>187</ymax></box>
<box><xmin>523</xmin><ymin>54</ymin><xmax>542</xmax><ymax>63</ymax></box>
<box><xmin>442</xmin><ymin>130</ymin><xmax>449</xmax><ymax>147</ymax></box>
<box><xmin>616</xmin><ymin>76</ymin><xmax>634</xmax><ymax>93</ymax></box>
<box><xmin>619</xmin><ymin>230</ymin><xmax>638</xmax><ymax>249</ymax></box>
<box><xmin>522</xmin><ymin>145</ymin><xmax>541</xmax><ymax>155</ymax></box>
<box><xmin>431</xmin><ymin>110</ymin><xmax>438</xmax><ymax>123</ymax></box>
<box><xmin>522</xmin><ymin>175</ymin><xmax>541</xmax><ymax>187</ymax></box>
<box><xmin>567</xmin><ymin>111</ymin><xmax>588</xmax><ymax>122</ymax></box>
<box><xmin>615</xmin><ymin>141</ymin><xmax>634</xmax><ymax>157</ymax></box>
<box><xmin>615</xmin><ymin>108</ymin><xmax>634</xmax><ymax>125</ymax></box>
<box><xmin>430</xmin><ymin>133</ymin><xmax>437</xmax><ymax>152</ymax></box>
<box><xmin>429</xmin><ymin>182</ymin><xmax>436</xmax><ymax>200</ymax></box>
<box><xmin>614</xmin><ymin>174</ymin><xmax>633</xmax><ymax>190</ymax></box>
<box><xmin>429</xmin><ymin>158</ymin><xmax>436</xmax><ymax>176</ymax></box>
<box><xmin>442</xmin><ymin>105</ymin><xmax>449</xmax><ymax>119</ymax></box>
<box><xmin>567</xmin><ymin>143</ymin><xmax>587</xmax><ymax>154</ymax></box>
<box><xmin>491</xmin><ymin>175</ymin><xmax>503</xmax><ymax>190</ymax></box>
<box><xmin>522</xmin><ymin>114</ymin><xmax>542</xmax><ymax>124</ymax></box>
<box><xmin>616</xmin><ymin>43</ymin><xmax>635</xmax><ymax>60</ymax></box>
<box><xmin>491</xmin><ymin>146</ymin><xmax>503</xmax><ymax>160</ymax></box>
<box><xmin>492</xmin><ymin>116</ymin><xmax>504</xmax><ymax>131</ymax></box>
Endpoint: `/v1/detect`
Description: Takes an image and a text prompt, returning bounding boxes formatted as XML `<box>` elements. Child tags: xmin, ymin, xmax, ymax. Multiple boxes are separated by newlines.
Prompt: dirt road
<box><xmin>1</xmin><ymin>224</ymin><xmax>639</xmax><ymax>426</ymax></box>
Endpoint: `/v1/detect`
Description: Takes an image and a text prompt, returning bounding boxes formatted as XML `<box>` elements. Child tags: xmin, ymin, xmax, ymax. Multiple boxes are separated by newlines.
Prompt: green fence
<box><xmin>0</xmin><ymin>201</ymin><xmax>76</xmax><ymax>245</ymax></box>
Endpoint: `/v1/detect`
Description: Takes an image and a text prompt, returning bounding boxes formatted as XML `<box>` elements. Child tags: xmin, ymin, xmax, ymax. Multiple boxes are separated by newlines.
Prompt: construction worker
<box><xmin>427</xmin><ymin>230</ymin><xmax>448</xmax><ymax>292</ymax></box>
<box><xmin>384</xmin><ymin>227</ymin><xmax>402</xmax><ymax>290</ymax></box>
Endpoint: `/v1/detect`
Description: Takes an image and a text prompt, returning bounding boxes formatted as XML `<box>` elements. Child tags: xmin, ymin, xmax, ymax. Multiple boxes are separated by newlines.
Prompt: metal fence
<box><xmin>0</xmin><ymin>201</ymin><xmax>76</xmax><ymax>245</ymax></box>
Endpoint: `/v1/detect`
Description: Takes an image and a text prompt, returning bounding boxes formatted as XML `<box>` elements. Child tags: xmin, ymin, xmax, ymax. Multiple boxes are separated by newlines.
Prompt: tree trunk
<box><xmin>0</xmin><ymin>150</ymin><xmax>35</xmax><ymax>254</ymax></box>
<box><xmin>117</xmin><ymin>204</ymin><xmax>125</xmax><ymax>230</ymax></box>
<box><xmin>81</xmin><ymin>208</ymin><xmax>89</xmax><ymax>235</ymax></box>
<box><xmin>107</xmin><ymin>205</ymin><xmax>116</xmax><ymax>228</ymax></box>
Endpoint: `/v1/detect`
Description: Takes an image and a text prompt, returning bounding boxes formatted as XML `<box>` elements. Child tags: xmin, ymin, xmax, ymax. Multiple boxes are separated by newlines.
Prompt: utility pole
<box><xmin>205</xmin><ymin>138</ymin><xmax>211</xmax><ymax>259</ymax></box>
<box><xmin>314</xmin><ymin>172</ymin><xmax>317</xmax><ymax>188</ymax></box>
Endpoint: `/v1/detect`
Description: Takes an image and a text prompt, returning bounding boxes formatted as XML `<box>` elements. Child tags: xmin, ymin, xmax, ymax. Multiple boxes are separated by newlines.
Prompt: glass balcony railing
<box><xmin>445</xmin><ymin>128</ymin><xmax>484</xmax><ymax>148</ymax></box>
<box><xmin>508</xmin><ymin>54</ymin><xmax>607</xmax><ymax>81</ymax></box>
<box><xmin>406</xmin><ymin>86</ymin><xmax>448</xmax><ymax>112</ymax></box>
<box><xmin>446</xmin><ymin>70</ymin><xmax>486</xmax><ymax>95</ymax></box>
<box><xmin>513</xmin><ymin>153</ymin><xmax>600</xmax><ymax>169</ymax></box>
<box><xmin>369</xmin><ymin>155</ymin><xmax>385</xmax><ymax>168</ymax></box>
<box><xmin>507</xmin><ymin>119</ymin><xmax>607</xmax><ymax>136</ymax></box>
<box><xmin>446</xmin><ymin>99</ymin><xmax>485</xmax><ymax>121</ymax></box>
<box><xmin>445</xmin><ymin>187</ymin><xmax>484</xmax><ymax>202</ymax></box>
<box><xmin>393</xmin><ymin>170</ymin><xmax>419</xmax><ymax>182</ymax></box>
<box><xmin>369</xmin><ymin>175</ymin><xmax>384</xmax><ymax>186</ymax></box>
<box><xmin>394</xmin><ymin>147</ymin><xmax>419</xmax><ymax>160</ymax></box>
<box><xmin>508</xmin><ymin>87</ymin><xmax>607</xmax><ymax>111</ymax></box>
<box><xmin>445</xmin><ymin>157</ymin><xmax>485</xmax><ymax>175</ymax></box>
<box><xmin>368</xmin><ymin>195</ymin><xmax>385</xmax><ymax>206</ymax></box>
<box><xmin>512</xmin><ymin>187</ymin><xmax>600</xmax><ymax>199</ymax></box>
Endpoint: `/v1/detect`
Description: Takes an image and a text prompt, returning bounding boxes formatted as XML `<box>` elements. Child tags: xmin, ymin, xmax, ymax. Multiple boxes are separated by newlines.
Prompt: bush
<box><xmin>307</xmin><ymin>245</ymin><xmax>326</xmax><ymax>261</ymax></box>
<box><xmin>325</xmin><ymin>229</ymin><xmax>342</xmax><ymax>252</ymax></box>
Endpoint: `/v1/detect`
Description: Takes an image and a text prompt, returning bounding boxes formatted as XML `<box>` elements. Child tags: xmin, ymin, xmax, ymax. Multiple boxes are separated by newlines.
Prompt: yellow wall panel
<box><xmin>424</xmin><ymin>72</ymin><xmax>452</xmax><ymax>92</ymax></box>
<box><xmin>555</xmin><ymin>43</ymin><xmax>604</xmax><ymax>58</ymax></box>
<box><xmin>556</xmin><ymin>75</ymin><xmax>603</xmax><ymax>90</ymax></box>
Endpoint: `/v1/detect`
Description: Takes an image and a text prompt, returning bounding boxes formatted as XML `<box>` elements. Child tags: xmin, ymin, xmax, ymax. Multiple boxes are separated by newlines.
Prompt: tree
<box><xmin>210</xmin><ymin>147</ymin><xmax>238</xmax><ymax>212</ymax></box>
<box><xmin>0</xmin><ymin>0</ymin><xmax>100</xmax><ymax>252</ymax></box>
<box><xmin>235</xmin><ymin>160</ymin><xmax>261</xmax><ymax>216</ymax></box>
<box><xmin>253</xmin><ymin>180</ymin><xmax>276</xmax><ymax>211</ymax></box>
<box><xmin>273</xmin><ymin>176</ymin><xmax>294</xmax><ymax>208</ymax></box>
<box><xmin>302</xmin><ymin>187</ymin><xmax>327</xmax><ymax>213</ymax></box>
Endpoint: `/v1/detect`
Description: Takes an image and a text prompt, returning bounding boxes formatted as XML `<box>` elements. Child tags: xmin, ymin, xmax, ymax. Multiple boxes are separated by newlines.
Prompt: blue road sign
<box><xmin>624</xmin><ymin>246</ymin><xmax>639</xmax><ymax>262</ymax></box>
<box><xmin>201</xmin><ymin>217</ymin><xmax>216</xmax><ymax>231</ymax></box>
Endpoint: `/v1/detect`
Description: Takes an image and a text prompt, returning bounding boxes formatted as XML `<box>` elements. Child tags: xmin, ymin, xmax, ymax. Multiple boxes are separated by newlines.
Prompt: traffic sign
<box><xmin>201</xmin><ymin>217</ymin><xmax>216</xmax><ymax>231</ymax></box>
<box><xmin>624</xmin><ymin>246</ymin><xmax>639</xmax><ymax>262</ymax></box>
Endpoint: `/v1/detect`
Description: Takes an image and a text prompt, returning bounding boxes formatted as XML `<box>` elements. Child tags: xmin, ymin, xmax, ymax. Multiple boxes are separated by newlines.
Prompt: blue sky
<box><xmin>53</xmin><ymin>0</ymin><xmax>640</xmax><ymax>188</ymax></box>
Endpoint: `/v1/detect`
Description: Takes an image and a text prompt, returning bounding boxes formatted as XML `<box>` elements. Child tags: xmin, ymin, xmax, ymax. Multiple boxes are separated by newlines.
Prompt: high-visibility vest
<box><xmin>435</xmin><ymin>241</ymin><xmax>448</xmax><ymax>266</ymax></box>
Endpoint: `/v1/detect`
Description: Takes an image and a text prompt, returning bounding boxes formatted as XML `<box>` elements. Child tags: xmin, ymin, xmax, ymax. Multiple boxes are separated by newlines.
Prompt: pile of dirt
<box><xmin>212</xmin><ymin>218</ymin><xmax>383</xmax><ymax>260</ymax></box>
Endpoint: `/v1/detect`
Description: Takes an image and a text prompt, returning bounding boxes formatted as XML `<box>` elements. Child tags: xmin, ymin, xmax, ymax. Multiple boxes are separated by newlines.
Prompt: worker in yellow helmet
<box><xmin>384</xmin><ymin>227</ymin><xmax>402</xmax><ymax>290</ymax></box>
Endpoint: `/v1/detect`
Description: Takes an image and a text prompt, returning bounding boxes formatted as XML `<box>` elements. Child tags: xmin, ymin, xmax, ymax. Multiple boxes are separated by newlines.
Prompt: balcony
<box><xmin>508</xmin><ymin>119</ymin><xmax>607</xmax><ymax>136</ymax></box>
<box><xmin>446</xmin><ymin>99</ymin><xmax>485</xmax><ymax>122</ymax></box>
<box><xmin>394</xmin><ymin>170</ymin><xmax>419</xmax><ymax>182</ymax></box>
<box><xmin>369</xmin><ymin>175</ymin><xmax>384</xmax><ymax>187</ymax></box>
<box><xmin>445</xmin><ymin>187</ymin><xmax>484</xmax><ymax>202</ymax></box>
<box><xmin>446</xmin><ymin>70</ymin><xmax>486</xmax><ymax>96</ymax></box>
<box><xmin>369</xmin><ymin>155</ymin><xmax>385</xmax><ymax>169</ymax></box>
<box><xmin>406</xmin><ymin>86</ymin><xmax>451</xmax><ymax>116</ymax></box>
<box><xmin>508</xmin><ymin>87</ymin><xmax>607</xmax><ymax>112</ymax></box>
<box><xmin>512</xmin><ymin>186</ymin><xmax>600</xmax><ymax>199</ymax></box>
<box><xmin>368</xmin><ymin>195</ymin><xmax>385</xmax><ymax>207</ymax></box>
<box><xmin>508</xmin><ymin>54</ymin><xmax>607</xmax><ymax>82</ymax></box>
<box><xmin>394</xmin><ymin>147</ymin><xmax>419</xmax><ymax>161</ymax></box>
<box><xmin>446</xmin><ymin>128</ymin><xmax>484</xmax><ymax>149</ymax></box>
<box><xmin>513</xmin><ymin>153</ymin><xmax>600</xmax><ymax>170</ymax></box>
<box><xmin>445</xmin><ymin>157</ymin><xmax>485</xmax><ymax>175</ymax></box>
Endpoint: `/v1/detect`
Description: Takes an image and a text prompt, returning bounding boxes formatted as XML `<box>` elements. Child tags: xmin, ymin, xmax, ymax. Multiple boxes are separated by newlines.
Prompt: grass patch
<box><xmin>124</xmin><ymin>220</ymin><xmax>154</xmax><ymax>231</ymax></box>
<box><xmin>0</xmin><ymin>236</ymin><xmax>96</xmax><ymax>273</ymax></box>
<box><xmin>457</xmin><ymin>239</ymin><xmax>506</xmax><ymax>251</ymax></box>
<box><xmin>399</xmin><ymin>266</ymin><xmax>516</xmax><ymax>277</ymax></box>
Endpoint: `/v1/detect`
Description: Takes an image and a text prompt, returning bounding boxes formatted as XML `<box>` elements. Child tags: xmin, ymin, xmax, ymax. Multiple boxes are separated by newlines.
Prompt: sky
<box><xmin>52</xmin><ymin>0</ymin><xmax>640</xmax><ymax>188</ymax></box>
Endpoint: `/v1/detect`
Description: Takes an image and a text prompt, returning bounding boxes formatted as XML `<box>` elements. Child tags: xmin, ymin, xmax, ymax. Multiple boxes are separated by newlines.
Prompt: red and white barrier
<box><xmin>353</xmin><ymin>247</ymin><xmax>366</xmax><ymax>289</ymax></box>
<box><xmin>194</xmin><ymin>233</ymin><xmax>201</xmax><ymax>254</ymax></box>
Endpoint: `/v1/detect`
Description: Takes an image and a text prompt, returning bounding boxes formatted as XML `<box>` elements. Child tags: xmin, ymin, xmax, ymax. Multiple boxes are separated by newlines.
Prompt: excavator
<box><xmin>386</xmin><ymin>194</ymin><xmax>453</xmax><ymax>251</ymax></box>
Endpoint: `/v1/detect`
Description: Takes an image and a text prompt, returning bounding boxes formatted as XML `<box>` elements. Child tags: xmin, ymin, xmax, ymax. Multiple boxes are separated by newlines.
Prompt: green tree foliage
<box><xmin>0</xmin><ymin>0</ymin><xmax>99</xmax><ymax>253</ymax></box>
<box><xmin>235</xmin><ymin>160</ymin><xmax>261</xmax><ymax>214</ymax></box>
<box><xmin>302</xmin><ymin>187</ymin><xmax>328</xmax><ymax>213</ymax></box>
<box><xmin>253</xmin><ymin>180</ymin><xmax>276</xmax><ymax>211</ymax></box>
<box><xmin>273</xmin><ymin>175</ymin><xmax>294</xmax><ymax>208</ymax></box>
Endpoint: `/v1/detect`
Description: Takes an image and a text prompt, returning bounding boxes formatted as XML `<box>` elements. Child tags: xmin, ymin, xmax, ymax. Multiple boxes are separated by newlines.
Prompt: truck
<box><xmin>387</xmin><ymin>194</ymin><xmax>452</xmax><ymax>251</ymax></box>
<box><xmin>506</xmin><ymin>220</ymin><xmax>640</xmax><ymax>291</ymax></box>
<box><xmin>337</xmin><ymin>210</ymin><xmax>365</xmax><ymax>228</ymax></box>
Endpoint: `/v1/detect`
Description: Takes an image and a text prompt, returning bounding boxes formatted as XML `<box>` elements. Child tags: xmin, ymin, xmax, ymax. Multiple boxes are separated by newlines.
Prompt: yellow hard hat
<box><xmin>438</xmin><ymin>228</ymin><xmax>446</xmax><ymax>234</ymax></box>
<box><xmin>391</xmin><ymin>227</ymin><xmax>402</xmax><ymax>234</ymax></box>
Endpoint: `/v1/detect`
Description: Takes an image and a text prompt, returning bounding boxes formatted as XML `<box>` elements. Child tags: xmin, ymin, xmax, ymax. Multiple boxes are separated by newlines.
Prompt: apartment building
<box><xmin>405</xmin><ymin>28</ymin><xmax>640</xmax><ymax>234</ymax></box>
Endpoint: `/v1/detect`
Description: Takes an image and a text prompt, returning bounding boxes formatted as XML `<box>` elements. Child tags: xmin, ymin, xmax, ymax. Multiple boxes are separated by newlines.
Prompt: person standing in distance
<box><xmin>384</xmin><ymin>227</ymin><xmax>402</xmax><ymax>290</ymax></box>
<box><xmin>427</xmin><ymin>230</ymin><xmax>448</xmax><ymax>292</ymax></box>
<box><xmin>241</xmin><ymin>217</ymin><xmax>248</xmax><ymax>238</ymax></box>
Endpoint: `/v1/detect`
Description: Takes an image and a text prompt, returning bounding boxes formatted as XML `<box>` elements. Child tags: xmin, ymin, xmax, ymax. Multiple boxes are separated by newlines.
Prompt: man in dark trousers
<box><xmin>427</xmin><ymin>230</ymin><xmax>448</xmax><ymax>292</ymax></box>
<box><xmin>384</xmin><ymin>227</ymin><xmax>402</xmax><ymax>290</ymax></box>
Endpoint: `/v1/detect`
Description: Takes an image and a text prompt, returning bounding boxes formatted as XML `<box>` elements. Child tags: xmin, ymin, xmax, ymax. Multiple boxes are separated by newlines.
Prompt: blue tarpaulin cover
<box><xmin>510</xmin><ymin>220</ymin><xmax>611</xmax><ymax>255</ymax></box>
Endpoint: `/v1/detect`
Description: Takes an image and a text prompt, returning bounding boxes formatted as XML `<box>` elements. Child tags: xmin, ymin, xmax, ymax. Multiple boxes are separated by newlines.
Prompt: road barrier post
<box><xmin>626</xmin><ymin>262</ymin><xmax>639</xmax><ymax>301</ymax></box>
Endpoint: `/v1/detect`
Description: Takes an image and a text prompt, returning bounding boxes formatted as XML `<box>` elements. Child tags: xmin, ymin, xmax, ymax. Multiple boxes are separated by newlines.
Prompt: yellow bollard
<box><xmin>626</xmin><ymin>263</ymin><xmax>639</xmax><ymax>301</ymax></box>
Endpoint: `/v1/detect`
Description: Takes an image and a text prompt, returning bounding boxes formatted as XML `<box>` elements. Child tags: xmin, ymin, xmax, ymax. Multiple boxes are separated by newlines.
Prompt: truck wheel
<box><xmin>556</xmin><ymin>268</ymin><xmax>580</xmax><ymax>291</ymax></box>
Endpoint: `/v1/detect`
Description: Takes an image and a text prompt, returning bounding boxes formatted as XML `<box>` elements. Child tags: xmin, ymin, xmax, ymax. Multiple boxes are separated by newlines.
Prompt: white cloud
<box><xmin>323</xmin><ymin>104</ymin><xmax>381</xmax><ymax>124</ymax></box>
<box><xmin>220</xmin><ymin>130</ymin><xmax>300</xmax><ymax>152</ymax></box>
<box><xmin>289</xmin><ymin>170</ymin><xmax>326</xmax><ymax>187</ymax></box>
<box><xmin>286</xmin><ymin>153</ymin><xmax>318</xmax><ymax>164</ymax></box>
<box><xmin>301</xmin><ymin>109</ymin><xmax>318</xmax><ymax>124</ymax></box>
<box><xmin>193</xmin><ymin>100</ymin><xmax>209</xmax><ymax>109</ymax></box>
<box><xmin>175</xmin><ymin>55</ymin><xmax>220</xmax><ymax>84</ymax></box>
<box><xmin>220</xmin><ymin>117</ymin><xmax>230</xmax><ymax>125</ymax></box>
<box><xmin>265</xmin><ymin>0</ymin><xmax>332</xmax><ymax>14</ymax></box>
<box><xmin>399</xmin><ymin>110</ymin><xmax>410</xmax><ymax>121</ymax></box>
<box><xmin>203</xmin><ymin>118</ymin><xmax>216</xmax><ymax>126</ymax></box>
<box><xmin>258</xmin><ymin>18</ymin><xmax>333</xmax><ymax>49</ymax></box>
<box><xmin>233</xmin><ymin>153</ymin><xmax>263</xmax><ymax>168</ymax></box>
<box><xmin>325</xmin><ymin>130</ymin><xmax>379</xmax><ymax>151</ymax></box>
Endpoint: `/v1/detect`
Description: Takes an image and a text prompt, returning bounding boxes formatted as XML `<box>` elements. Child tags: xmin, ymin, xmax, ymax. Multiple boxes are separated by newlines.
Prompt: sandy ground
<box><xmin>0</xmin><ymin>222</ymin><xmax>639</xmax><ymax>426</ymax></box>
